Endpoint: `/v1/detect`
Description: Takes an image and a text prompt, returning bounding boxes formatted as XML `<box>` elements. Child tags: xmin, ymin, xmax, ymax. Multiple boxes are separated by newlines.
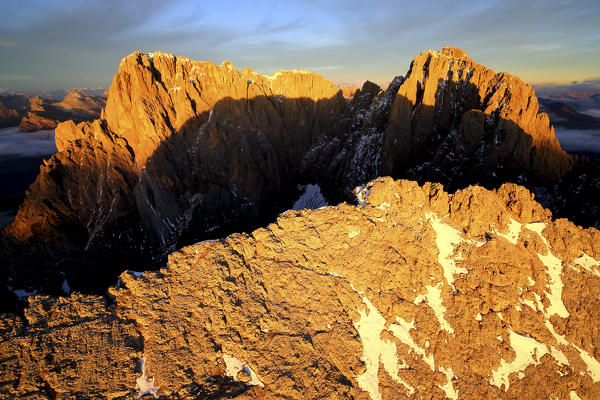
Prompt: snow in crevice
<box><xmin>292</xmin><ymin>184</ymin><xmax>328</xmax><ymax>210</ymax></box>
<box><xmin>388</xmin><ymin>317</ymin><xmax>434</xmax><ymax>371</ymax></box>
<box><xmin>524</xmin><ymin>223</ymin><xmax>569</xmax><ymax>318</ymax></box>
<box><xmin>489</xmin><ymin>329</ymin><xmax>567</xmax><ymax>391</ymax></box>
<box><xmin>353</xmin><ymin>297</ymin><xmax>415</xmax><ymax>399</ymax></box>
<box><xmin>386</xmin><ymin>315</ymin><xmax>458</xmax><ymax>399</ymax></box>
<box><xmin>570</xmin><ymin>390</ymin><xmax>582</xmax><ymax>400</ymax></box>
<box><xmin>438</xmin><ymin>367</ymin><xmax>458</xmax><ymax>400</ymax></box>
<box><xmin>545</xmin><ymin>321</ymin><xmax>600</xmax><ymax>382</ymax></box>
<box><xmin>12</xmin><ymin>288</ymin><xmax>38</xmax><ymax>300</ymax></box>
<box><xmin>136</xmin><ymin>356</ymin><xmax>159</xmax><ymax>398</ymax></box>
<box><xmin>61</xmin><ymin>278</ymin><xmax>70</xmax><ymax>295</ymax></box>
<box><xmin>425</xmin><ymin>213</ymin><xmax>468</xmax><ymax>291</ymax></box>
<box><xmin>495</xmin><ymin>218</ymin><xmax>523</xmax><ymax>245</ymax></box>
<box><xmin>222</xmin><ymin>354</ymin><xmax>264</xmax><ymax>387</ymax></box>
<box><xmin>424</xmin><ymin>284</ymin><xmax>454</xmax><ymax>334</ymax></box>
<box><xmin>354</xmin><ymin>185</ymin><xmax>371</xmax><ymax>206</ymax></box>
<box><xmin>572</xmin><ymin>253</ymin><xmax>600</xmax><ymax>277</ymax></box>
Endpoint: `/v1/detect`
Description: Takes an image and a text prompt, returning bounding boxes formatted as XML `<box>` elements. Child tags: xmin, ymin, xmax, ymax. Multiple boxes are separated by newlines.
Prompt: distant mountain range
<box><xmin>539</xmin><ymin>96</ymin><xmax>600</xmax><ymax>130</ymax></box>
<box><xmin>0</xmin><ymin>90</ymin><xmax>107</xmax><ymax>131</ymax></box>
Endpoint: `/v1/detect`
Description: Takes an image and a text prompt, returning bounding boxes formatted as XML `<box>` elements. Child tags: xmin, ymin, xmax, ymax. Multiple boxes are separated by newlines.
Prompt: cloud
<box><xmin>0</xmin><ymin>127</ymin><xmax>57</xmax><ymax>156</ymax></box>
<box><xmin>555</xmin><ymin>128</ymin><xmax>600</xmax><ymax>155</ymax></box>
<box><xmin>0</xmin><ymin>74</ymin><xmax>31</xmax><ymax>81</ymax></box>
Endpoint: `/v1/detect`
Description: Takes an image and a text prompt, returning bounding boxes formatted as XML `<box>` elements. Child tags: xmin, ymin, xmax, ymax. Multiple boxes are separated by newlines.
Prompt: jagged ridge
<box><xmin>2</xmin><ymin>46</ymin><xmax>599</xmax><ymax>305</ymax></box>
<box><xmin>2</xmin><ymin>178</ymin><xmax>599</xmax><ymax>399</ymax></box>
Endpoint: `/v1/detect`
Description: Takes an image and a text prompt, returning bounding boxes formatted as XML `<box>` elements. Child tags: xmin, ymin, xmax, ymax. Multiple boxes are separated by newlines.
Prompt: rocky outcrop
<box><xmin>3</xmin><ymin>47</ymin><xmax>599</xmax><ymax>307</ymax></box>
<box><xmin>18</xmin><ymin>111</ymin><xmax>59</xmax><ymax>132</ymax></box>
<box><xmin>2</xmin><ymin>178</ymin><xmax>599</xmax><ymax>399</ymax></box>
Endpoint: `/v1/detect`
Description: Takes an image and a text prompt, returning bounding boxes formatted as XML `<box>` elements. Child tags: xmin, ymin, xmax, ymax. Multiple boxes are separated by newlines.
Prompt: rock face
<box><xmin>2</xmin><ymin>52</ymin><xmax>349</xmax><ymax>299</ymax></box>
<box><xmin>18</xmin><ymin>111</ymin><xmax>59</xmax><ymax>132</ymax></box>
<box><xmin>2</xmin><ymin>178</ymin><xmax>599</xmax><ymax>399</ymax></box>
<box><xmin>2</xmin><ymin>47</ymin><xmax>599</xmax><ymax>306</ymax></box>
<box><xmin>379</xmin><ymin>46</ymin><xmax>572</xmax><ymax>183</ymax></box>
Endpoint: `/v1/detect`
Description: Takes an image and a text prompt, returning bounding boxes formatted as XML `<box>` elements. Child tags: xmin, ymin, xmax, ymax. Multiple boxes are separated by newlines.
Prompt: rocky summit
<box><xmin>1</xmin><ymin>178</ymin><xmax>599</xmax><ymax>399</ymax></box>
<box><xmin>1</xmin><ymin>47</ymin><xmax>600</xmax><ymax>398</ymax></box>
<box><xmin>2</xmin><ymin>47</ymin><xmax>599</xmax><ymax>304</ymax></box>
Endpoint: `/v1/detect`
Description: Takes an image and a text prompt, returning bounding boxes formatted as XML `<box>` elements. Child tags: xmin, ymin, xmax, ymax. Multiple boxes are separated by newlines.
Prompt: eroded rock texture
<box><xmin>2</xmin><ymin>178</ymin><xmax>599</xmax><ymax>399</ymax></box>
<box><xmin>2</xmin><ymin>47</ymin><xmax>599</xmax><ymax>306</ymax></box>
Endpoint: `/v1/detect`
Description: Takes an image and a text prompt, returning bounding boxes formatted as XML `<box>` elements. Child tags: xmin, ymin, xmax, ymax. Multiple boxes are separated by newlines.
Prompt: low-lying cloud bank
<box><xmin>0</xmin><ymin>127</ymin><xmax>56</xmax><ymax>156</ymax></box>
<box><xmin>555</xmin><ymin>128</ymin><xmax>600</xmax><ymax>157</ymax></box>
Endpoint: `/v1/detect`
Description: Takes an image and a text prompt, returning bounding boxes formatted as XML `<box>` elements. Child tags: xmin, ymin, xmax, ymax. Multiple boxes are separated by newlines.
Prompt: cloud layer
<box><xmin>0</xmin><ymin>127</ymin><xmax>56</xmax><ymax>156</ymax></box>
<box><xmin>555</xmin><ymin>128</ymin><xmax>600</xmax><ymax>156</ymax></box>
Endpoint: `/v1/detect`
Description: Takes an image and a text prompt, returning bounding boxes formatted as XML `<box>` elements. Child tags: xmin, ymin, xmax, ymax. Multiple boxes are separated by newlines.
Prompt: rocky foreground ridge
<box><xmin>1</xmin><ymin>178</ymin><xmax>599</xmax><ymax>399</ymax></box>
<box><xmin>2</xmin><ymin>46</ymin><xmax>600</xmax><ymax>305</ymax></box>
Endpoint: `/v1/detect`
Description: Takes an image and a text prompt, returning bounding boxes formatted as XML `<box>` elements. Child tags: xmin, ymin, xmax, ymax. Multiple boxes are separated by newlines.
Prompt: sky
<box><xmin>0</xmin><ymin>0</ymin><xmax>599</xmax><ymax>92</ymax></box>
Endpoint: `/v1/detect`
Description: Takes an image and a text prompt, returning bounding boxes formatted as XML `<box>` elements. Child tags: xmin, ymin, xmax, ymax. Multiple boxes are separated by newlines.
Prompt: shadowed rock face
<box><xmin>2</xmin><ymin>178</ymin><xmax>599</xmax><ymax>399</ymax></box>
<box><xmin>2</xmin><ymin>47</ymin><xmax>599</xmax><ymax>306</ymax></box>
<box><xmin>380</xmin><ymin>46</ymin><xmax>572</xmax><ymax>182</ymax></box>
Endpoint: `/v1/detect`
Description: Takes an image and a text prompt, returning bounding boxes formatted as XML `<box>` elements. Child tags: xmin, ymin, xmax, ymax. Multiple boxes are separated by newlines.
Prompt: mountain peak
<box><xmin>438</xmin><ymin>45</ymin><xmax>470</xmax><ymax>58</ymax></box>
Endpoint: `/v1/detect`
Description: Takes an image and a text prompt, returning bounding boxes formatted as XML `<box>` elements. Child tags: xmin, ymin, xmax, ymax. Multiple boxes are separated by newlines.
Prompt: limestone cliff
<box><xmin>2</xmin><ymin>178</ymin><xmax>599</xmax><ymax>399</ymax></box>
<box><xmin>379</xmin><ymin>46</ymin><xmax>572</xmax><ymax>183</ymax></box>
<box><xmin>2</xmin><ymin>52</ymin><xmax>348</xmax><ymax>299</ymax></box>
<box><xmin>2</xmin><ymin>47</ymin><xmax>599</xmax><ymax>307</ymax></box>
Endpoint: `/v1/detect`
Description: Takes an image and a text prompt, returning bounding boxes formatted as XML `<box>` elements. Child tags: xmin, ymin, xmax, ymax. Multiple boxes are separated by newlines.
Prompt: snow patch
<box><xmin>136</xmin><ymin>357</ymin><xmax>159</xmax><ymax>398</ymax></box>
<box><xmin>389</xmin><ymin>317</ymin><xmax>434</xmax><ymax>371</ymax></box>
<box><xmin>222</xmin><ymin>354</ymin><xmax>264</xmax><ymax>387</ymax></box>
<box><xmin>426</xmin><ymin>213</ymin><xmax>468</xmax><ymax>290</ymax></box>
<box><xmin>354</xmin><ymin>185</ymin><xmax>370</xmax><ymax>206</ymax></box>
<box><xmin>354</xmin><ymin>297</ymin><xmax>415</xmax><ymax>399</ymax></box>
<box><xmin>438</xmin><ymin>367</ymin><xmax>458</xmax><ymax>400</ymax></box>
<box><xmin>570</xmin><ymin>390</ymin><xmax>582</xmax><ymax>400</ymax></box>
<box><xmin>573</xmin><ymin>253</ymin><xmax>600</xmax><ymax>277</ymax></box>
<box><xmin>424</xmin><ymin>284</ymin><xmax>454</xmax><ymax>334</ymax></box>
<box><xmin>495</xmin><ymin>218</ymin><xmax>522</xmax><ymax>245</ymax></box>
<box><xmin>292</xmin><ymin>184</ymin><xmax>328</xmax><ymax>210</ymax></box>
<box><xmin>546</xmin><ymin>321</ymin><xmax>600</xmax><ymax>382</ymax></box>
<box><xmin>524</xmin><ymin>223</ymin><xmax>569</xmax><ymax>318</ymax></box>
<box><xmin>12</xmin><ymin>288</ymin><xmax>38</xmax><ymax>300</ymax></box>
<box><xmin>61</xmin><ymin>278</ymin><xmax>70</xmax><ymax>295</ymax></box>
<box><xmin>388</xmin><ymin>317</ymin><xmax>458</xmax><ymax>398</ymax></box>
<box><xmin>490</xmin><ymin>330</ymin><xmax>549</xmax><ymax>391</ymax></box>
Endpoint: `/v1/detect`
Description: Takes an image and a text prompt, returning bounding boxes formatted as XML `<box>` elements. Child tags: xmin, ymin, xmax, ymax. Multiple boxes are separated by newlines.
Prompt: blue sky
<box><xmin>0</xmin><ymin>0</ymin><xmax>599</xmax><ymax>91</ymax></box>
